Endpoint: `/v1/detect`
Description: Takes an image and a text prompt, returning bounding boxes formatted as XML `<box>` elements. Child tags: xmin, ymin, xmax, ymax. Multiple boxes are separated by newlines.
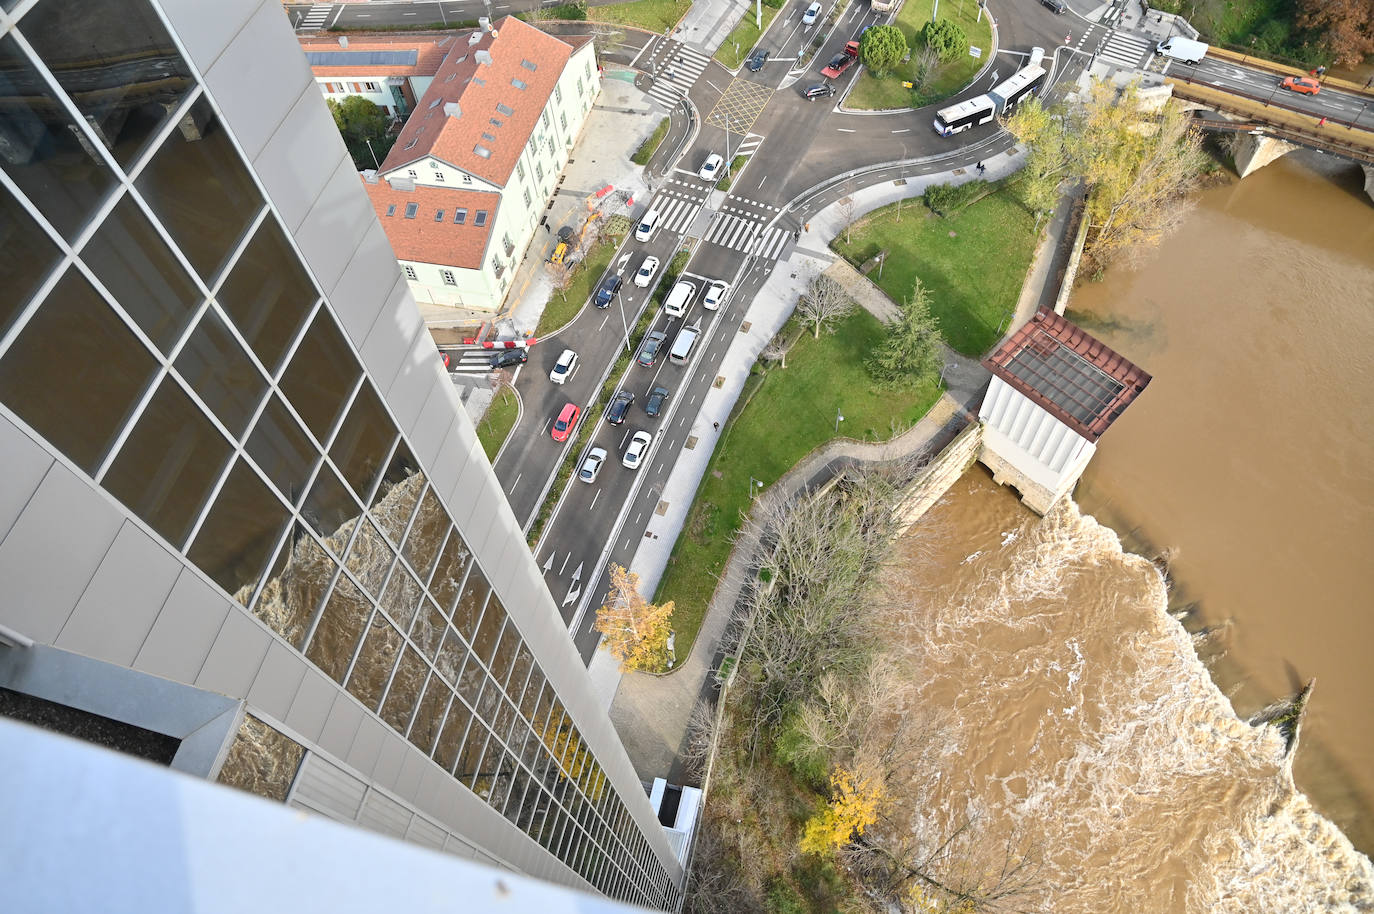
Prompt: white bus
<box><xmin>988</xmin><ymin>65</ymin><xmax>1045</xmax><ymax>114</ymax></box>
<box><xmin>933</xmin><ymin>95</ymin><xmax>996</xmax><ymax>136</ymax></box>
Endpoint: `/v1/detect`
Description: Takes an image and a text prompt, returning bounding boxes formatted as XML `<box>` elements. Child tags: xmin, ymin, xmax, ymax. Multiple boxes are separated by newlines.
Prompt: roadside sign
<box><xmin>902</xmin><ymin>80</ymin><xmax>913</xmax><ymax>88</ymax></box>
<box><xmin>969</xmin><ymin>46</ymin><xmax>982</xmax><ymax>58</ymax></box>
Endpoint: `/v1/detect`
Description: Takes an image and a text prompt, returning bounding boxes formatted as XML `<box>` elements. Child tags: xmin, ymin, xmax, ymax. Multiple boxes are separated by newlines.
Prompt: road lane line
<box><xmin>891</xmin><ymin>128</ymin><xmax>910</xmax><ymax>133</ymax></box>
<box><xmin>509</xmin><ymin>472</ymin><xmax>521</xmax><ymax>492</ymax></box>
<box><xmin>837</xmin><ymin>127</ymin><xmax>855</xmax><ymax>132</ymax></box>
<box><xmin>589</xmin><ymin>490</ymin><xmax>600</xmax><ymax>510</ymax></box>
<box><xmin>559</xmin><ymin>552</ymin><xmax>570</xmax><ymax>574</ymax></box>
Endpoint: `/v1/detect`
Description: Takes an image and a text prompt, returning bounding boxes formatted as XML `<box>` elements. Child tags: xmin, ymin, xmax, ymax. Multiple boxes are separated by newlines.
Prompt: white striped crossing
<box><xmin>645</xmin><ymin>41</ymin><xmax>711</xmax><ymax>109</ymax></box>
<box><xmin>1096</xmin><ymin>30</ymin><xmax>1153</xmax><ymax>70</ymax></box>
<box><xmin>701</xmin><ymin>213</ymin><xmax>792</xmax><ymax>261</ymax></box>
<box><xmin>732</xmin><ymin>133</ymin><xmax>764</xmax><ymax>157</ymax></box>
<box><xmin>652</xmin><ymin>194</ymin><xmax>706</xmax><ymax>235</ymax></box>
<box><xmin>298</xmin><ymin>4</ymin><xmax>332</xmax><ymax>30</ymax></box>
<box><xmin>440</xmin><ymin>350</ymin><xmax>503</xmax><ymax>379</ymax></box>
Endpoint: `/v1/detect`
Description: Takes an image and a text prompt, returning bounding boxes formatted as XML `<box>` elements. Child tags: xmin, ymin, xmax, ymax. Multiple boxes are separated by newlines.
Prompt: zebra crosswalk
<box><xmin>651</xmin><ymin>192</ymin><xmax>708</xmax><ymax>236</ymax></box>
<box><xmin>440</xmin><ymin>349</ymin><xmax>502</xmax><ymax>380</ymax></box>
<box><xmin>1096</xmin><ymin>30</ymin><xmax>1154</xmax><ymax>71</ymax></box>
<box><xmin>701</xmin><ymin>213</ymin><xmax>793</xmax><ymax>260</ymax></box>
<box><xmin>644</xmin><ymin>40</ymin><xmax>711</xmax><ymax>109</ymax></box>
<box><xmin>297</xmin><ymin>4</ymin><xmax>332</xmax><ymax>31</ymax></box>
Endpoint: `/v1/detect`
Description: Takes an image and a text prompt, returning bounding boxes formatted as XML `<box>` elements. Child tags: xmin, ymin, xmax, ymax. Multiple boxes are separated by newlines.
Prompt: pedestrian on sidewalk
<box><xmin>713</xmin><ymin>421</ymin><xmax>720</xmax><ymax>431</ymax></box>
<box><xmin>976</xmin><ymin>161</ymin><xmax>986</xmax><ymax>174</ymax></box>
<box><xmin>1318</xmin><ymin>116</ymin><xmax>1328</xmax><ymax>127</ymax></box>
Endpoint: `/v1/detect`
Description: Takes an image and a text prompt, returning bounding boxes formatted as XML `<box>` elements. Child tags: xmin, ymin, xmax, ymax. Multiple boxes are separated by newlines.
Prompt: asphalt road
<box><xmin>1168</xmin><ymin>56</ymin><xmax>1373</xmax><ymax>124</ymax></box>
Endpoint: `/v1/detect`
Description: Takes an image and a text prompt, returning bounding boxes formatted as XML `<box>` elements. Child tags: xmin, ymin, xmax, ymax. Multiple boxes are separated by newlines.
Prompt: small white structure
<box><xmin>649</xmin><ymin>778</ymin><xmax>702</xmax><ymax>866</ymax></box>
<box><xmin>978</xmin><ymin>308</ymin><xmax>1151</xmax><ymax>514</ymax></box>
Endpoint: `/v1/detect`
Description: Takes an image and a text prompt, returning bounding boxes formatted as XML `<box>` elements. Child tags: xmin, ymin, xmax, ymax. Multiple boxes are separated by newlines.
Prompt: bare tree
<box><xmin>910</xmin><ymin>44</ymin><xmax>943</xmax><ymax>96</ymax></box>
<box><xmin>760</xmin><ymin>332</ymin><xmax>791</xmax><ymax>369</ymax></box>
<box><xmin>796</xmin><ymin>273</ymin><xmax>855</xmax><ymax>339</ymax></box>
<box><xmin>837</xmin><ymin>193</ymin><xmax>857</xmax><ymax>245</ymax></box>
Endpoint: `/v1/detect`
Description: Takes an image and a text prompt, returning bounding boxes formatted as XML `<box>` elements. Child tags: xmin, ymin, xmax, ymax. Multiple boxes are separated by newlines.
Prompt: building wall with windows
<box><xmin>0</xmin><ymin>1</ymin><xmax>679</xmax><ymax>909</ymax></box>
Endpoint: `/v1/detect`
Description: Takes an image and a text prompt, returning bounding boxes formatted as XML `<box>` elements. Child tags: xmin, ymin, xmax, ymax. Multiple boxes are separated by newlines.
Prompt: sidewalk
<box><xmin>672</xmin><ymin>0</ymin><xmax>752</xmax><ymax>55</ymax></box>
<box><xmin>597</xmin><ymin>146</ymin><xmax>1085</xmax><ymax>780</ymax></box>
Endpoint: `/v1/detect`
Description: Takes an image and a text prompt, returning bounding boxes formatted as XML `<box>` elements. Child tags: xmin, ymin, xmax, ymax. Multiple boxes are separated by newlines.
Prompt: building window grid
<box><xmin>0</xmin><ymin>27</ymin><xmax>682</xmax><ymax>900</ymax></box>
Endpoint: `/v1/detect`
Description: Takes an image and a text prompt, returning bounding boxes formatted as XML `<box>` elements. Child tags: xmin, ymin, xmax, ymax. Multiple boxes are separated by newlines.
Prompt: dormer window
<box><xmin>521</xmin><ymin>59</ymin><xmax>537</xmax><ymax>71</ymax></box>
<box><xmin>435</xmin><ymin>210</ymin><xmax>444</xmax><ymax>222</ymax></box>
<box><xmin>474</xmin><ymin>210</ymin><xmax>488</xmax><ymax>227</ymax></box>
<box><xmin>404</xmin><ymin>203</ymin><xmax>418</xmax><ymax>218</ymax></box>
<box><xmin>496</xmin><ymin>103</ymin><xmax>515</xmax><ymax>116</ymax></box>
<box><xmin>454</xmin><ymin>208</ymin><xmax>467</xmax><ymax>224</ymax></box>
<box><xmin>474</xmin><ymin>145</ymin><xmax>492</xmax><ymax>159</ymax></box>
<box><xmin>511</xmin><ymin>78</ymin><xmax>528</xmax><ymax>90</ymax></box>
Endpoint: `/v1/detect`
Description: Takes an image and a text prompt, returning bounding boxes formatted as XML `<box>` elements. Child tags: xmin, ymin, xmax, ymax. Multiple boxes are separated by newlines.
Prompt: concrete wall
<box><xmin>891</xmin><ymin>422</ymin><xmax>984</xmax><ymax>539</ymax></box>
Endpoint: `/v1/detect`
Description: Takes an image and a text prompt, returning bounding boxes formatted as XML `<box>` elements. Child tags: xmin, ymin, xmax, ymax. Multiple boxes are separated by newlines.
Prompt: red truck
<box><xmin>820</xmin><ymin>41</ymin><xmax>859</xmax><ymax>78</ymax></box>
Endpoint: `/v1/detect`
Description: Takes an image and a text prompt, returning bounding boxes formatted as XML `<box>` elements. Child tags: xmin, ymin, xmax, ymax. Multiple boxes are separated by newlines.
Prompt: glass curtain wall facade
<box><xmin>0</xmin><ymin>1</ymin><xmax>679</xmax><ymax>909</ymax></box>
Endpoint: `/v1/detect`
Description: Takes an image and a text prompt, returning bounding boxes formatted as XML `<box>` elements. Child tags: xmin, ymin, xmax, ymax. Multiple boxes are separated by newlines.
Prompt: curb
<box><xmin>488</xmin><ymin>385</ymin><xmax>526</xmax><ymax>466</ymax></box>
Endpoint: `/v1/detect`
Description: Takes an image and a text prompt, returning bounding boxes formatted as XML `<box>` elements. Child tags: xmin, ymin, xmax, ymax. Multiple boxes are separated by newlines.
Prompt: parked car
<box><xmin>622</xmin><ymin>431</ymin><xmax>652</xmax><ymax>469</ymax></box>
<box><xmin>1039</xmin><ymin>0</ymin><xmax>1066</xmax><ymax>12</ymax></box>
<box><xmin>747</xmin><ymin>48</ymin><xmax>770</xmax><ymax>72</ymax></box>
<box><xmin>551</xmin><ymin>403</ymin><xmax>580</xmax><ymax>442</ymax></box>
<box><xmin>1280</xmin><ymin>75</ymin><xmax>1321</xmax><ymax>95</ymax></box>
<box><xmin>605</xmin><ymin>390</ymin><xmax>634</xmax><ymax>425</ymax></box>
<box><xmin>644</xmin><ymin>385</ymin><xmax>669</xmax><ymax>418</ymax></box>
<box><xmin>802</xmin><ymin>1</ymin><xmax>822</xmax><ymax>25</ymax></box>
<box><xmin>594</xmin><ymin>274</ymin><xmax>622</xmax><ymax>308</ymax></box>
<box><xmin>699</xmin><ymin>153</ymin><xmax>724</xmax><ymax>181</ymax></box>
<box><xmin>634</xmin><ymin>255</ymin><xmax>659</xmax><ymax>288</ymax></box>
<box><xmin>803</xmin><ymin>83</ymin><xmax>835</xmax><ymax>100</ymax></box>
<box><xmin>578</xmin><ymin>447</ymin><xmax>607</xmax><ymax>483</ymax></box>
<box><xmin>549</xmin><ymin>348</ymin><xmax>578</xmax><ymax>384</ymax></box>
<box><xmin>638</xmin><ymin>330</ymin><xmax>668</xmax><ymax>367</ymax></box>
<box><xmin>490</xmin><ymin>348</ymin><xmax>528</xmax><ymax>369</ymax></box>
<box><xmin>820</xmin><ymin>41</ymin><xmax>859</xmax><ymax>78</ymax></box>
<box><xmin>703</xmin><ymin>280</ymin><xmax>728</xmax><ymax>311</ymax></box>
<box><xmin>440</xmin><ymin>351</ymin><xmax>451</xmax><ymax>368</ymax></box>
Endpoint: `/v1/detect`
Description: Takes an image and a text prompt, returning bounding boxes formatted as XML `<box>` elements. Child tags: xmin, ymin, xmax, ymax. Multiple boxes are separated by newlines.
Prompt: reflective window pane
<box><xmin>301</xmin><ymin>463</ymin><xmax>358</xmax><ymax>544</ymax></box>
<box><xmin>0</xmin><ymin>187</ymin><xmax>62</xmax><ymax>332</ymax></box>
<box><xmin>370</xmin><ymin>443</ymin><xmax>421</xmax><ymax>546</ymax></box>
<box><xmin>279</xmin><ymin>309</ymin><xmax>358</xmax><ymax>443</ymax></box>
<box><xmin>137</xmin><ymin>97</ymin><xmax>261</xmax><ymax>284</ymax></box>
<box><xmin>380</xmin><ymin>646</ymin><xmax>427</xmax><ymax>733</ymax></box>
<box><xmin>508</xmin><ymin>645</ymin><xmax>535</xmax><ymax>702</ymax></box>
<box><xmin>343</xmin><ymin>517</ymin><xmax>392</xmax><ymax>598</ymax></box>
<box><xmin>435</xmin><ymin>700</ymin><xmax>474</xmax><ymax>773</ymax></box>
<box><xmin>452</xmin><ymin>563</ymin><xmax>489</xmax><ymax>642</ymax></box>
<box><xmin>0</xmin><ymin>266</ymin><xmax>156</xmax><ymax>472</ymax></box>
<box><xmin>253</xmin><ymin>524</ymin><xmax>337</xmax><ymax>648</ymax></box>
<box><xmin>402</xmin><ymin>486</ymin><xmax>447</xmax><ymax>582</ymax></box>
<box><xmin>104</xmin><ymin>376</ymin><xmax>231</xmax><ymax>548</ymax></box>
<box><xmin>410</xmin><ymin>601</ymin><xmax>447</xmax><ymax>661</ymax></box>
<box><xmin>471</xmin><ymin>597</ymin><xmax>506</xmax><ymax>667</ymax></box>
<box><xmin>488</xmin><ymin>622</ymin><xmax>519</xmax><ymax>687</ymax></box>
<box><xmin>409</xmin><ymin>675</ymin><xmax>452</xmax><ymax>756</ymax></box>
<box><xmin>306</xmin><ymin>574</ymin><xmax>372</xmax><ymax>684</ymax></box>
<box><xmin>0</xmin><ymin>35</ymin><xmax>119</xmax><ymax>240</ymax></box>
<box><xmin>434</xmin><ymin>627</ymin><xmax>468</xmax><ymax>684</ymax></box>
<box><xmin>81</xmin><ymin>193</ymin><xmax>201</xmax><ymax>352</ymax></box>
<box><xmin>379</xmin><ymin>564</ymin><xmax>421</xmax><ymax>631</ymax></box>
<box><xmin>217</xmin><ymin>217</ymin><xmax>315</xmax><ymax>373</ymax></box>
<box><xmin>519</xmin><ymin>667</ymin><xmax>544</xmax><ymax>719</ymax></box>
<box><xmin>173</xmin><ymin>308</ymin><xmax>266</xmax><ymax>441</ymax></box>
<box><xmin>246</xmin><ymin>395</ymin><xmax>316</xmax><ymax>503</ymax></box>
<box><xmin>22</xmin><ymin>0</ymin><xmax>194</xmax><ymax>168</ymax></box>
<box><xmin>188</xmin><ymin>458</ymin><xmax>290</xmax><ymax>605</ymax></box>
<box><xmin>456</xmin><ymin>653</ymin><xmax>485</xmax><ymax>708</ymax></box>
<box><xmin>347</xmin><ymin>613</ymin><xmax>402</xmax><ymax>711</ymax></box>
<box><xmin>428</xmin><ymin>529</ymin><xmax>471</xmax><ymax>617</ymax></box>
<box><xmin>329</xmin><ymin>382</ymin><xmax>393</xmax><ymax>501</ymax></box>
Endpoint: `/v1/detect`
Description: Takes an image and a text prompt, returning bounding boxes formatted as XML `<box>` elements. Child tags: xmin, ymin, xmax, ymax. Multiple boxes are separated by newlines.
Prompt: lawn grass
<box><xmin>535</xmin><ymin>238</ymin><xmax>619</xmax><ymax>337</ymax></box>
<box><xmin>654</xmin><ymin>310</ymin><xmax>941</xmax><ymax>657</ymax></box>
<box><xmin>477</xmin><ymin>388</ymin><xmax>519</xmax><ymax>461</ymax></box>
<box><xmin>845</xmin><ymin>0</ymin><xmax>992</xmax><ymax>111</ymax></box>
<box><xmin>714</xmin><ymin>5</ymin><xmax>780</xmax><ymax>70</ymax></box>
<box><xmin>588</xmin><ymin>0</ymin><xmax>692</xmax><ymax>33</ymax></box>
<box><xmin>631</xmin><ymin>116</ymin><xmax>670</xmax><ymax>166</ymax></box>
<box><xmin>715</xmin><ymin>154</ymin><xmax>748</xmax><ymax>192</ymax></box>
<box><xmin>830</xmin><ymin>186</ymin><xmax>1036</xmax><ymax>355</ymax></box>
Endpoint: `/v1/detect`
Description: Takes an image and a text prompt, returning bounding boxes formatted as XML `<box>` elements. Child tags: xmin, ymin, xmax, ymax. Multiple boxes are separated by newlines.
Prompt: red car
<box><xmin>551</xmin><ymin>403</ymin><xmax>580</xmax><ymax>442</ymax></box>
<box><xmin>1280</xmin><ymin>76</ymin><xmax>1321</xmax><ymax>95</ymax></box>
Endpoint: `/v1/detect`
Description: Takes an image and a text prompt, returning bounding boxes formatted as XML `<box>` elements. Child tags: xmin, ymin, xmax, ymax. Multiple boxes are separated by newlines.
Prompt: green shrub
<box><xmin>923</xmin><ymin>177</ymin><xmax>987</xmax><ymax>215</ymax></box>
<box><xmin>923</xmin><ymin>18</ymin><xmax>967</xmax><ymax>61</ymax></box>
<box><xmin>765</xmin><ymin>877</ymin><xmax>807</xmax><ymax>914</ymax></box>
<box><xmin>541</xmin><ymin>1</ymin><xmax>587</xmax><ymax>19</ymax></box>
<box><xmin>860</xmin><ymin>23</ymin><xmax>907</xmax><ymax>77</ymax></box>
<box><xmin>773</xmin><ymin>713</ymin><xmax>830</xmax><ymax>789</ymax></box>
<box><xmin>631</xmin><ymin>117</ymin><xmax>670</xmax><ymax>166</ymax></box>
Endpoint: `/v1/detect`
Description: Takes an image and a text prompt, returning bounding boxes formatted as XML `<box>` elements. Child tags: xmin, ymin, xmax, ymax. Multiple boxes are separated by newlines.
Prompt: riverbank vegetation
<box><xmin>587</xmin><ymin>0</ymin><xmax>692</xmax><ymax>33</ymax></box>
<box><xmin>831</xmin><ymin>182</ymin><xmax>1036</xmax><ymax>356</ymax></box>
<box><xmin>846</xmin><ymin>0</ymin><xmax>992</xmax><ymax>111</ymax></box>
<box><xmin>1005</xmin><ymin>83</ymin><xmax>1206</xmax><ymax>279</ymax></box>
<box><xmin>1149</xmin><ymin>0</ymin><xmax>1373</xmax><ymax>67</ymax></box>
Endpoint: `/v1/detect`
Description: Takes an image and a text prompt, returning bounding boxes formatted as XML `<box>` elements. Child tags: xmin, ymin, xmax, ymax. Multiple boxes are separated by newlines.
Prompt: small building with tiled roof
<box><xmin>355</xmin><ymin>17</ymin><xmax>599</xmax><ymax>312</ymax></box>
<box><xmin>977</xmin><ymin>308</ymin><xmax>1152</xmax><ymax>514</ymax></box>
<box><xmin>301</xmin><ymin>32</ymin><xmax>460</xmax><ymax>118</ymax></box>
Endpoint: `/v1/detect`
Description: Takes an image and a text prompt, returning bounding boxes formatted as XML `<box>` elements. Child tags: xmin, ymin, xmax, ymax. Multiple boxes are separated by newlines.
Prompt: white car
<box><xmin>698</xmin><ymin>153</ymin><xmax>723</xmax><ymax>181</ymax></box>
<box><xmin>634</xmin><ymin>255</ymin><xmax>659</xmax><ymax>288</ymax></box>
<box><xmin>622</xmin><ymin>431</ymin><xmax>653</xmax><ymax>469</ymax></box>
<box><xmin>703</xmin><ymin>280</ymin><xmax>729</xmax><ymax>311</ymax></box>
<box><xmin>578</xmin><ymin>446</ymin><xmax>607</xmax><ymax>483</ymax></box>
<box><xmin>549</xmin><ymin>348</ymin><xmax>578</xmax><ymax>384</ymax></box>
<box><xmin>802</xmin><ymin>1</ymin><xmax>822</xmax><ymax>25</ymax></box>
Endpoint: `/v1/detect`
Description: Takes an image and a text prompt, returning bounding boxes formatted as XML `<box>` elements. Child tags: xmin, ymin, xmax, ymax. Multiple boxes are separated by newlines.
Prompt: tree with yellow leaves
<box><xmin>800</xmin><ymin>766</ymin><xmax>885</xmax><ymax>855</ymax></box>
<box><xmin>595</xmin><ymin>564</ymin><xmax>674</xmax><ymax>672</ymax></box>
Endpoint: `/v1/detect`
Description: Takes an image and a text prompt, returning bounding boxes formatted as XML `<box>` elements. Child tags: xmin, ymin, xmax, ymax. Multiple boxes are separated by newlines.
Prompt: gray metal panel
<box><xmin>57</xmin><ymin>523</ymin><xmax>181</xmax><ymax>666</ymax></box>
<box><xmin>134</xmin><ymin>570</ymin><xmax>231</xmax><ymax>684</ymax></box>
<box><xmin>318</xmin><ymin>691</ymin><xmax>366</xmax><ymax>761</ymax></box>
<box><xmin>195</xmin><ymin>611</ymin><xmax>272</xmax><ymax>699</ymax></box>
<box><xmin>295</xmin><ymin>155</ymin><xmax>378</xmax><ymax>299</ymax></box>
<box><xmin>0</xmin><ymin>417</ymin><xmax>52</xmax><ymax>544</ymax></box>
<box><xmin>406</xmin><ymin>814</ymin><xmax>448</xmax><ymax>850</ymax></box>
<box><xmin>427</xmin><ymin>421</ymin><xmax>471</xmax><ymax>510</ymax></box>
<box><xmin>370</xmin><ymin>729</ymin><xmax>409</xmax><ymax>789</ymax></box>
<box><xmin>247</xmin><ymin>640</ymin><xmax>309</xmax><ymax>721</ymax></box>
<box><xmin>156</xmin><ymin>0</ymin><xmax>253</xmax><ymax>68</ymax></box>
<box><xmin>388</xmin><ymin>333</ymin><xmax>447</xmax><ymax>440</ymax></box>
<box><xmin>285</xmin><ymin>668</ymin><xmax>339</xmax><ymax>744</ymax></box>
<box><xmin>0</xmin><ymin>462</ymin><xmax>124</xmax><ymax>644</ymax></box>
<box><xmin>306</xmin><ymin>50</ymin><xmax>421</xmax><ymax>67</ymax></box>
<box><xmin>359</xmin><ymin>789</ymin><xmax>413</xmax><ymax>838</ymax></box>
<box><xmin>362</xmin><ymin>288</ymin><xmax>425</xmax><ymax>397</ymax></box>
<box><xmin>251</xmin><ymin>83</ymin><xmax>351</xmax><ymax>236</ymax></box>
<box><xmin>347</xmin><ymin>713</ymin><xmax>390</xmax><ymax>779</ymax></box>
<box><xmin>294</xmin><ymin>752</ymin><xmax>368</xmax><ymax>820</ymax></box>
<box><xmin>393</xmin><ymin>741</ymin><xmax>427</xmax><ymax>803</ymax></box>
<box><xmin>332</xmin><ymin>224</ymin><xmax>409</xmax><ymax>349</ymax></box>
<box><xmin>408</xmin><ymin>380</ymin><xmax>457</xmax><ymax>473</ymax></box>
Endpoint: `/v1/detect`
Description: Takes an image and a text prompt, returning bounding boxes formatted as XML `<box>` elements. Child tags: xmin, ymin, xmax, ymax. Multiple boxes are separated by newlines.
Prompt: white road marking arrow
<box><xmin>542</xmin><ymin>553</ymin><xmax>554</xmax><ymax>574</ymax></box>
<box><xmin>570</xmin><ymin>562</ymin><xmax>583</xmax><ymax>585</ymax></box>
<box><xmin>562</xmin><ymin>584</ymin><xmax>582</xmax><ymax>608</ymax></box>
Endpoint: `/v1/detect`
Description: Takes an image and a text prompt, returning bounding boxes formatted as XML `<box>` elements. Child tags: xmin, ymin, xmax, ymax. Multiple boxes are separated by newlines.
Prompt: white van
<box><xmin>1155</xmin><ymin>36</ymin><xmax>1208</xmax><ymax>64</ymax></box>
<box><xmin>634</xmin><ymin>208</ymin><xmax>660</xmax><ymax>242</ymax></box>
<box><xmin>669</xmin><ymin>324</ymin><xmax>699</xmax><ymax>364</ymax></box>
<box><xmin>664</xmin><ymin>280</ymin><xmax>696</xmax><ymax>318</ymax></box>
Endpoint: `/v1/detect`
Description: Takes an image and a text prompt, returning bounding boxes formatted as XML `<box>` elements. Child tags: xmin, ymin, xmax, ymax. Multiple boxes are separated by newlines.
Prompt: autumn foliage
<box><xmin>799</xmin><ymin>766</ymin><xmax>886</xmax><ymax>855</ymax></box>
<box><xmin>1297</xmin><ymin>0</ymin><xmax>1374</xmax><ymax>67</ymax></box>
<box><xmin>595</xmin><ymin>564</ymin><xmax>674</xmax><ymax>672</ymax></box>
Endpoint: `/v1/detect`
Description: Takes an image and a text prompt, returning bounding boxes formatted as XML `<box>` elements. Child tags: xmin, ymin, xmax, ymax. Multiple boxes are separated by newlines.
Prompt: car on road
<box><xmin>638</xmin><ymin>330</ymin><xmax>668</xmax><ymax>367</ymax></box>
<box><xmin>645</xmin><ymin>385</ymin><xmax>669</xmax><ymax>418</ymax></box>
<box><xmin>549</xmin><ymin>348</ymin><xmax>578</xmax><ymax>384</ymax></box>
<box><xmin>820</xmin><ymin>41</ymin><xmax>859</xmax><ymax>79</ymax></box>
<box><xmin>703</xmin><ymin>280</ymin><xmax>728</xmax><ymax>311</ymax></box>
<box><xmin>551</xmin><ymin>403</ymin><xmax>579</xmax><ymax>442</ymax></box>
<box><xmin>605</xmin><ymin>390</ymin><xmax>634</xmax><ymax>425</ymax></box>
<box><xmin>622</xmin><ymin>431</ymin><xmax>652</xmax><ymax>469</ymax></box>
<box><xmin>802</xmin><ymin>1</ymin><xmax>822</xmax><ymax>25</ymax></box>
<box><xmin>594</xmin><ymin>274</ymin><xmax>622</xmax><ymax>308</ymax></box>
<box><xmin>578</xmin><ymin>446</ymin><xmax>607</xmax><ymax>483</ymax></box>
<box><xmin>747</xmin><ymin>48</ymin><xmax>769</xmax><ymax>72</ymax></box>
<box><xmin>803</xmin><ymin>83</ymin><xmax>835</xmax><ymax>100</ymax></box>
<box><xmin>634</xmin><ymin>255</ymin><xmax>659</xmax><ymax>288</ymax></box>
<box><xmin>1280</xmin><ymin>75</ymin><xmax>1321</xmax><ymax>95</ymax></box>
<box><xmin>490</xmin><ymin>348</ymin><xmax>528</xmax><ymax>369</ymax></box>
<box><xmin>698</xmin><ymin>153</ymin><xmax>724</xmax><ymax>181</ymax></box>
<box><xmin>1038</xmin><ymin>0</ymin><xmax>1066</xmax><ymax>12</ymax></box>
<box><xmin>440</xmin><ymin>351</ymin><xmax>451</xmax><ymax>369</ymax></box>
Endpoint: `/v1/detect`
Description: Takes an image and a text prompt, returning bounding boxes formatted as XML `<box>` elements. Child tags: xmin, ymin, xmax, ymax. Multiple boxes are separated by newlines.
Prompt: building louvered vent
<box><xmin>444</xmin><ymin>101</ymin><xmax>462</xmax><ymax>119</ymax></box>
<box><xmin>475</xmin><ymin>49</ymin><xmax>493</xmax><ymax>66</ymax></box>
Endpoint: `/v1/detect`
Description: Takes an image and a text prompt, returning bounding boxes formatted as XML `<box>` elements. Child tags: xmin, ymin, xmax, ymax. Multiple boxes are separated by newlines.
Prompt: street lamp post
<box><xmin>835</xmin><ymin>407</ymin><xmax>845</xmax><ymax>433</ymax></box>
<box><xmin>365</xmin><ymin>138</ymin><xmax>380</xmax><ymax>169</ymax></box>
<box><xmin>749</xmin><ymin>477</ymin><xmax>764</xmax><ymax>498</ymax></box>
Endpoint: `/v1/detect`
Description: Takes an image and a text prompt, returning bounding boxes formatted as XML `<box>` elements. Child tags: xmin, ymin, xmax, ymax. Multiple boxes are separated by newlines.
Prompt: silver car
<box><xmin>578</xmin><ymin>446</ymin><xmax>607</xmax><ymax>483</ymax></box>
<box><xmin>622</xmin><ymin>431</ymin><xmax>653</xmax><ymax>469</ymax></box>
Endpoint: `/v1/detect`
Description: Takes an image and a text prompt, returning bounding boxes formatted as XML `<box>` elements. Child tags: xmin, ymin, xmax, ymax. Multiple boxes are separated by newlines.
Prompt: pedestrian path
<box><xmin>438</xmin><ymin>348</ymin><xmax>500</xmax><ymax>380</ymax></box>
<box><xmin>732</xmin><ymin>133</ymin><xmax>764</xmax><ymax>157</ymax></box>
<box><xmin>650</xmin><ymin>190</ymin><xmax>708</xmax><ymax>236</ymax></box>
<box><xmin>1096</xmin><ymin>29</ymin><xmax>1154</xmax><ymax>70</ymax></box>
<box><xmin>641</xmin><ymin>39</ymin><xmax>712</xmax><ymax>109</ymax></box>
<box><xmin>297</xmin><ymin>4</ymin><xmax>332</xmax><ymax>30</ymax></box>
<box><xmin>700</xmin><ymin>212</ymin><xmax>792</xmax><ymax>259</ymax></box>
